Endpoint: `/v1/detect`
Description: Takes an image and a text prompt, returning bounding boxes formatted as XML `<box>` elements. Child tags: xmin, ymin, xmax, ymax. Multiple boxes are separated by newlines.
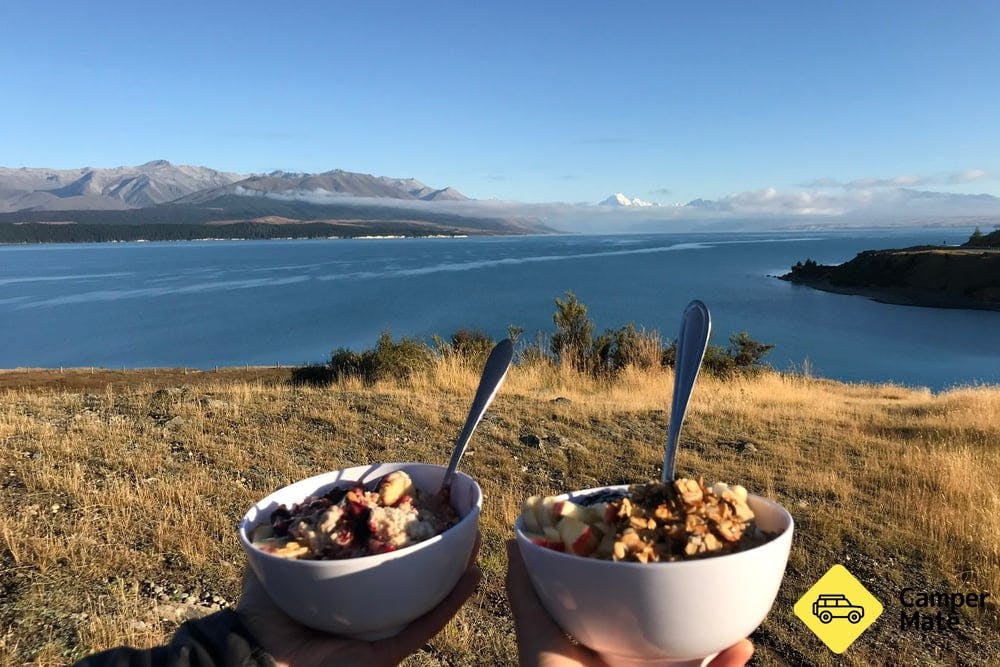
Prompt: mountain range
<box><xmin>0</xmin><ymin>161</ymin><xmax>554</xmax><ymax>242</ymax></box>
<box><xmin>0</xmin><ymin>161</ymin><xmax>468</xmax><ymax>213</ymax></box>
<box><xmin>2</xmin><ymin>161</ymin><xmax>998</xmax><ymax>242</ymax></box>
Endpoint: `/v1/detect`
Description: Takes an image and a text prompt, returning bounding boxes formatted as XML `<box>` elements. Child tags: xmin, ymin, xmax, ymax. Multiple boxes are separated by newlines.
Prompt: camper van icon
<box><xmin>812</xmin><ymin>594</ymin><xmax>865</xmax><ymax>624</ymax></box>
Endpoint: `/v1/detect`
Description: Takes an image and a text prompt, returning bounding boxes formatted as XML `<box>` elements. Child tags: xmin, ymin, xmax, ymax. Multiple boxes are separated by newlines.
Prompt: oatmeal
<box><xmin>252</xmin><ymin>471</ymin><xmax>458</xmax><ymax>560</ymax></box>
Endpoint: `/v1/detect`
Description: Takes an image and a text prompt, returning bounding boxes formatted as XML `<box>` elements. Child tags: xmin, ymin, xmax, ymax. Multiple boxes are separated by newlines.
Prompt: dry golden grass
<box><xmin>0</xmin><ymin>362</ymin><xmax>997</xmax><ymax>666</ymax></box>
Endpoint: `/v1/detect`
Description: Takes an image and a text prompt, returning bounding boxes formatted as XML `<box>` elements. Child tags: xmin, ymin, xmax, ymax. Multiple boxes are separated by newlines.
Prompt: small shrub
<box><xmin>610</xmin><ymin>322</ymin><xmax>661</xmax><ymax>370</ymax></box>
<box><xmin>551</xmin><ymin>291</ymin><xmax>594</xmax><ymax>372</ymax></box>
<box><xmin>327</xmin><ymin>330</ymin><xmax>434</xmax><ymax>384</ymax></box>
<box><xmin>661</xmin><ymin>331</ymin><xmax>773</xmax><ymax>377</ymax></box>
<box><xmin>727</xmin><ymin>331</ymin><xmax>774</xmax><ymax>369</ymax></box>
<box><xmin>701</xmin><ymin>343</ymin><xmax>736</xmax><ymax>376</ymax></box>
<box><xmin>449</xmin><ymin>328</ymin><xmax>495</xmax><ymax>365</ymax></box>
<box><xmin>591</xmin><ymin>329</ymin><xmax>614</xmax><ymax>374</ymax></box>
<box><xmin>289</xmin><ymin>363</ymin><xmax>337</xmax><ymax>386</ymax></box>
<box><xmin>329</xmin><ymin>347</ymin><xmax>377</xmax><ymax>382</ymax></box>
<box><xmin>371</xmin><ymin>330</ymin><xmax>434</xmax><ymax>381</ymax></box>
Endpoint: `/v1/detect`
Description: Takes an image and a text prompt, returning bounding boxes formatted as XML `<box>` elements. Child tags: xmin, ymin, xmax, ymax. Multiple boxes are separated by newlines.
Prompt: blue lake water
<box><xmin>1</xmin><ymin>229</ymin><xmax>997</xmax><ymax>390</ymax></box>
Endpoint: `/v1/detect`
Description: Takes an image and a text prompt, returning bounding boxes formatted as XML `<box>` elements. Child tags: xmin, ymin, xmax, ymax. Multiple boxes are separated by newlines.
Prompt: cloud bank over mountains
<box><xmin>251</xmin><ymin>166</ymin><xmax>999</xmax><ymax>229</ymax></box>
<box><xmin>1</xmin><ymin>161</ymin><xmax>997</xmax><ymax>233</ymax></box>
<box><xmin>271</xmin><ymin>183</ymin><xmax>1000</xmax><ymax>233</ymax></box>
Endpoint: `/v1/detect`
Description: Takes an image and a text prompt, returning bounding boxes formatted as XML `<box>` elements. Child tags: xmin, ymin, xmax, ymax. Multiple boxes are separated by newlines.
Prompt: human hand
<box><xmin>505</xmin><ymin>540</ymin><xmax>754</xmax><ymax>667</ymax></box>
<box><xmin>237</xmin><ymin>534</ymin><xmax>482</xmax><ymax>667</ymax></box>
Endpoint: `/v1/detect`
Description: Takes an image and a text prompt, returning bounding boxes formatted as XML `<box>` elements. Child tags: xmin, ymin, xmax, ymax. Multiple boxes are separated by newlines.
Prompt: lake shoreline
<box><xmin>780</xmin><ymin>244</ymin><xmax>1000</xmax><ymax>312</ymax></box>
<box><xmin>781</xmin><ymin>276</ymin><xmax>1000</xmax><ymax>312</ymax></box>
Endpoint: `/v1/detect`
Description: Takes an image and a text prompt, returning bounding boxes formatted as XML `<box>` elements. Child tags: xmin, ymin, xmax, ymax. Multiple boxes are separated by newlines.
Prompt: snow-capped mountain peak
<box><xmin>600</xmin><ymin>192</ymin><xmax>657</xmax><ymax>207</ymax></box>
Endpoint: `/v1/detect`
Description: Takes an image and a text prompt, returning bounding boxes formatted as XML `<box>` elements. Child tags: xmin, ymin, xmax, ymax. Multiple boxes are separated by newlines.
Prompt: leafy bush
<box><xmin>448</xmin><ymin>328</ymin><xmax>495</xmax><ymax>365</ymax></box>
<box><xmin>610</xmin><ymin>322</ymin><xmax>662</xmax><ymax>370</ymax></box>
<box><xmin>550</xmin><ymin>296</ymin><xmax>664</xmax><ymax>375</ymax></box>
<box><xmin>662</xmin><ymin>340</ymin><xmax>731</xmax><ymax>375</ymax></box>
<box><xmin>662</xmin><ymin>331</ymin><xmax>773</xmax><ymax>377</ymax></box>
<box><xmin>329</xmin><ymin>347</ymin><xmax>377</xmax><ymax>382</ymax></box>
<box><xmin>370</xmin><ymin>330</ymin><xmax>434</xmax><ymax>381</ymax></box>
<box><xmin>328</xmin><ymin>331</ymin><xmax>433</xmax><ymax>383</ymax></box>
<box><xmin>289</xmin><ymin>363</ymin><xmax>337</xmax><ymax>386</ymax></box>
<box><xmin>727</xmin><ymin>331</ymin><xmax>775</xmax><ymax>369</ymax></box>
<box><xmin>551</xmin><ymin>291</ymin><xmax>594</xmax><ymax>371</ymax></box>
<box><xmin>703</xmin><ymin>344</ymin><xmax>735</xmax><ymax>376</ymax></box>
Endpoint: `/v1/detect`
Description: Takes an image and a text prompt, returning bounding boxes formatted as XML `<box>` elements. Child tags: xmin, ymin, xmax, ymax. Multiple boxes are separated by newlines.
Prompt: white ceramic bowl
<box><xmin>239</xmin><ymin>462</ymin><xmax>482</xmax><ymax>640</ymax></box>
<box><xmin>515</xmin><ymin>485</ymin><xmax>793</xmax><ymax>667</ymax></box>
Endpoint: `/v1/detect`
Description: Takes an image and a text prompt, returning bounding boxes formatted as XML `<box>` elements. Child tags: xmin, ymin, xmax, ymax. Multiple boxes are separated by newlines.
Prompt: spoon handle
<box><xmin>440</xmin><ymin>338</ymin><xmax>515</xmax><ymax>492</ymax></box>
<box><xmin>662</xmin><ymin>300</ymin><xmax>712</xmax><ymax>483</ymax></box>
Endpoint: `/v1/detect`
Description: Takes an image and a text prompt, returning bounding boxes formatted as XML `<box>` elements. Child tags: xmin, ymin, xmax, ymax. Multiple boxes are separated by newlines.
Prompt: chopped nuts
<box><xmin>674</xmin><ymin>478</ymin><xmax>704</xmax><ymax>505</ymax></box>
<box><xmin>522</xmin><ymin>477</ymin><xmax>773</xmax><ymax>563</ymax></box>
<box><xmin>604</xmin><ymin>477</ymin><xmax>764</xmax><ymax>563</ymax></box>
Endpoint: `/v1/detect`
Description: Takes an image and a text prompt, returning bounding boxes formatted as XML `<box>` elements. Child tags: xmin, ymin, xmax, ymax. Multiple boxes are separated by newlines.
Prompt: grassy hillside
<box><xmin>0</xmin><ymin>362</ymin><xmax>997</xmax><ymax>666</ymax></box>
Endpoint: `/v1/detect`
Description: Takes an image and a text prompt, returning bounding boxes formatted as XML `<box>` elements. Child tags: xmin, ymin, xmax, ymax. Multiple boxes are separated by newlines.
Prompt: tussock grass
<box><xmin>0</xmin><ymin>363</ymin><xmax>997</xmax><ymax>666</ymax></box>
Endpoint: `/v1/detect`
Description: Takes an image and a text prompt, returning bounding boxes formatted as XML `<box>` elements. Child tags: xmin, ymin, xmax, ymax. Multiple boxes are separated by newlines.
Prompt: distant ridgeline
<box><xmin>0</xmin><ymin>196</ymin><xmax>545</xmax><ymax>244</ymax></box>
<box><xmin>781</xmin><ymin>228</ymin><xmax>1000</xmax><ymax>311</ymax></box>
<box><xmin>0</xmin><ymin>222</ymin><xmax>464</xmax><ymax>244</ymax></box>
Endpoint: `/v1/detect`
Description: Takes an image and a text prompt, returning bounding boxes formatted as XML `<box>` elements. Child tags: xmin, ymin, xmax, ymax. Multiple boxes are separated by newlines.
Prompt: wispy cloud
<box><xmin>694</xmin><ymin>188</ymin><xmax>852</xmax><ymax>215</ymax></box>
<box><xmin>947</xmin><ymin>169</ymin><xmax>989</xmax><ymax>184</ymax></box>
<box><xmin>647</xmin><ymin>187</ymin><xmax>672</xmax><ymax>195</ymax></box>
<box><xmin>800</xmin><ymin>169</ymin><xmax>996</xmax><ymax>189</ymax></box>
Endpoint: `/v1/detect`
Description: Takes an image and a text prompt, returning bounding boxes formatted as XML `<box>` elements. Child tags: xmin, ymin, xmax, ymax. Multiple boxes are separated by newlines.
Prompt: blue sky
<box><xmin>2</xmin><ymin>1</ymin><xmax>998</xmax><ymax>207</ymax></box>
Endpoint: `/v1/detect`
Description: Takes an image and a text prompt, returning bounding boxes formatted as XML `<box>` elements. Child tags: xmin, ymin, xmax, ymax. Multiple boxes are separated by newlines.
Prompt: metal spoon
<box><xmin>661</xmin><ymin>300</ymin><xmax>712</xmax><ymax>483</ymax></box>
<box><xmin>439</xmin><ymin>338</ymin><xmax>515</xmax><ymax>494</ymax></box>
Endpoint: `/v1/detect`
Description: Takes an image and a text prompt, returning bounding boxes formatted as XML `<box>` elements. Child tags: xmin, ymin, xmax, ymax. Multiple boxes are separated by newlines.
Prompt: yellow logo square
<box><xmin>794</xmin><ymin>564</ymin><xmax>883</xmax><ymax>654</ymax></box>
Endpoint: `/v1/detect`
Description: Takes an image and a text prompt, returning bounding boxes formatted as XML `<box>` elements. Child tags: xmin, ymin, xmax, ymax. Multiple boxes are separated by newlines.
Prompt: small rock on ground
<box><xmin>519</xmin><ymin>433</ymin><xmax>542</xmax><ymax>447</ymax></box>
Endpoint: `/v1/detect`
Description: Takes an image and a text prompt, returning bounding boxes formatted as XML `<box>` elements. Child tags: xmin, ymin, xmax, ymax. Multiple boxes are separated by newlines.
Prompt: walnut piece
<box><xmin>603</xmin><ymin>477</ymin><xmax>761</xmax><ymax>562</ymax></box>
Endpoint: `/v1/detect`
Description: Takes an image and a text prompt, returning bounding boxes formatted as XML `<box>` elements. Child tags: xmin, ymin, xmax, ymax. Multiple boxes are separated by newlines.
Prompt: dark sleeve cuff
<box><xmin>74</xmin><ymin>610</ymin><xmax>274</xmax><ymax>667</ymax></box>
<box><xmin>171</xmin><ymin>610</ymin><xmax>275</xmax><ymax>666</ymax></box>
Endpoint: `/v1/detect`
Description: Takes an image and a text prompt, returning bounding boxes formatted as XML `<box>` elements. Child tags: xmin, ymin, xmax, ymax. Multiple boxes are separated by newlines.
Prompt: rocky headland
<box><xmin>781</xmin><ymin>228</ymin><xmax>1000</xmax><ymax>311</ymax></box>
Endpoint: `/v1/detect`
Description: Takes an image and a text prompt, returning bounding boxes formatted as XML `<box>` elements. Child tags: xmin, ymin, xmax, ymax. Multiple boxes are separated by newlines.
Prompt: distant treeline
<box><xmin>0</xmin><ymin>221</ymin><xmax>472</xmax><ymax>244</ymax></box>
<box><xmin>964</xmin><ymin>227</ymin><xmax>1000</xmax><ymax>248</ymax></box>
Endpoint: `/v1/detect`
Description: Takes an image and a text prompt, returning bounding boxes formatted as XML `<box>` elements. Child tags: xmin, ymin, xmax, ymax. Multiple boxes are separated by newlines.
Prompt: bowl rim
<box><xmin>515</xmin><ymin>484</ymin><xmax>793</xmax><ymax>570</ymax></box>
<box><xmin>239</xmin><ymin>461</ymin><xmax>482</xmax><ymax>567</ymax></box>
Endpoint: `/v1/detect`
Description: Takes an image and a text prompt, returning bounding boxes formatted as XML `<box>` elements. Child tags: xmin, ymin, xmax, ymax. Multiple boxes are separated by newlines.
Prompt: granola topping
<box><xmin>519</xmin><ymin>478</ymin><xmax>773</xmax><ymax>562</ymax></box>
